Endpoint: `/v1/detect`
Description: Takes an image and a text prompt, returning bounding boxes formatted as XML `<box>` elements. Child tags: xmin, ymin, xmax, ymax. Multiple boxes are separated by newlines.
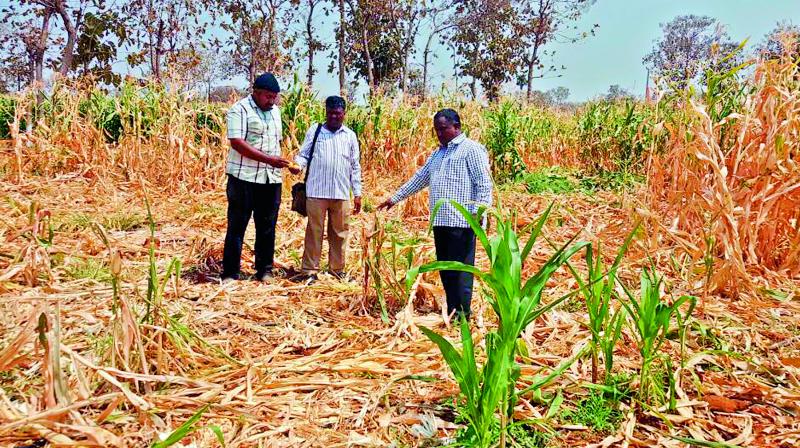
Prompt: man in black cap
<box><xmin>222</xmin><ymin>73</ymin><xmax>298</xmax><ymax>282</ymax></box>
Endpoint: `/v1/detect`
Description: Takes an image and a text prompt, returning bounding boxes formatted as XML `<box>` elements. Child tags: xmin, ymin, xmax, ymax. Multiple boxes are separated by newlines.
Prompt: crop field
<box><xmin>1</xmin><ymin>53</ymin><xmax>799</xmax><ymax>448</ymax></box>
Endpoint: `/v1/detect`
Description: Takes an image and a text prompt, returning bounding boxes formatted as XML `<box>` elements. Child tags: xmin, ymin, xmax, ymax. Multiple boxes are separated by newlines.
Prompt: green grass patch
<box><xmin>103</xmin><ymin>211</ymin><xmax>146</xmax><ymax>231</ymax></box>
<box><xmin>559</xmin><ymin>295</ymin><xmax>584</xmax><ymax>313</ymax></box>
<box><xmin>579</xmin><ymin>170</ymin><xmax>643</xmax><ymax>192</ymax></box>
<box><xmin>523</xmin><ymin>167</ymin><xmax>579</xmax><ymax>194</ymax></box>
<box><xmin>65</xmin><ymin>257</ymin><xmax>112</xmax><ymax>283</ymax></box>
<box><xmin>57</xmin><ymin>212</ymin><xmax>93</xmax><ymax>232</ymax></box>
<box><xmin>562</xmin><ymin>392</ymin><xmax>623</xmax><ymax>433</ymax></box>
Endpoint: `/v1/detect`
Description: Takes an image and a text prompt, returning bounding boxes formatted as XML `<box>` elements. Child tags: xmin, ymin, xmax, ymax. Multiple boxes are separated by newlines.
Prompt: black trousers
<box><xmin>433</xmin><ymin>226</ymin><xmax>477</xmax><ymax>317</ymax></box>
<box><xmin>222</xmin><ymin>175</ymin><xmax>282</xmax><ymax>279</ymax></box>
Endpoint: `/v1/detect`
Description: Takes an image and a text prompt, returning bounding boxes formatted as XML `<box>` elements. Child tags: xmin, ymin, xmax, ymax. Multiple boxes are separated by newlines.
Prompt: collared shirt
<box><xmin>295</xmin><ymin>124</ymin><xmax>362</xmax><ymax>200</ymax></box>
<box><xmin>391</xmin><ymin>133</ymin><xmax>493</xmax><ymax>228</ymax></box>
<box><xmin>225</xmin><ymin>96</ymin><xmax>283</xmax><ymax>184</ymax></box>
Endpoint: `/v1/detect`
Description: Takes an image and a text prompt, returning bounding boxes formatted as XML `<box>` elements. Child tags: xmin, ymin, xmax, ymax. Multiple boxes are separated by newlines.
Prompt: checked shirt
<box><xmin>225</xmin><ymin>96</ymin><xmax>283</xmax><ymax>184</ymax></box>
<box><xmin>390</xmin><ymin>133</ymin><xmax>493</xmax><ymax>228</ymax></box>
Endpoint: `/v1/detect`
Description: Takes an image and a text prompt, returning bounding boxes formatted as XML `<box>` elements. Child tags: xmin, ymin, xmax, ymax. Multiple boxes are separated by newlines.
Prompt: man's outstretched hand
<box><xmin>376</xmin><ymin>198</ymin><xmax>394</xmax><ymax>211</ymax></box>
<box><xmin>266</xmin><ymin>156</ymin><xmax>291</xmax><ymax>169</ymax></box>
<box><xmin>287</xmin><ymin>162</ymin><xmax>302</xmax><ymax>175</ymax></box>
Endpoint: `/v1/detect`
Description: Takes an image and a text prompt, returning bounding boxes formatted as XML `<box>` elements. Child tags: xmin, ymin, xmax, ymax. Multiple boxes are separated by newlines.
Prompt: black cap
<box><xmin>253</xmin><ymin>73</ymin><xmax>280</xmax><ymax>93</ymax></box>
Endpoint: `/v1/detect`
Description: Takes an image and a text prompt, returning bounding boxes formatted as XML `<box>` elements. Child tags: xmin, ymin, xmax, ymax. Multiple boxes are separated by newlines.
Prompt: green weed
<box><xmin>103</xmin><ymin>211</ymin><xmax>146</xmax><ymax>231</ymax></box>
<box><xmin>64</xmin><ymin>257</ymin><xmax>112</xmax><ymax>283</ymax></box>
<box><xmin>57</xmin><ymin>213</ymin><xmax>93</xmax><ymax>232</ymax></box>
<box><xmin>562</xmin><ymin>392</ymin><xmax>623</xmax><ymax>433</ymax></box>
<box><xmin>524</xmin><ymin>167</ymin><xmax>578</xmax><ymax>195</ymax></box>
<box><xmin>578</xmin><ymin>170</ymin><xmax>643</xmax><ymax>192</ymax></box>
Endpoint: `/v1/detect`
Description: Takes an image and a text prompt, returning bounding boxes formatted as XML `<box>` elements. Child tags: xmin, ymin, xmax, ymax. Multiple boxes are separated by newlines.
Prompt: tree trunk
<box><xmin>400</xmin><ymin>49</ymin><xmax>410</xmax><ymax>95</ymax></box>
<box><xmin>32</xmin><ymin>10</ymin><xmax>53</xmax><ymax>83</ymax></box>
<box><xmin>525</xmin><ymin>39</ymin><xmax>541</xmax><ymax>100</ymax></box>
<box><xmin>469</xmin><ymin>78</ymin><xmax>477</xmax><ymax>101</ymax></box>
<box><xmin>422</xmin><ymin>37</ymin><xmax>432</xmax><ymax>100</ymax></box>
<box><xmin>338</xmin><ymin>0</ymin><xmax>346</xmax><ymax>96</ymax></box>
<box><xmin>361</xmin><ymin>27</ymin><xmax>374</xmax><ymax>92</ymax></box>
<box><xmin>151</xmin><ymin>19</ymin><xmax>165</xmax><ymax>81</ymax></box>
<box><xmin>305</xmin><ymin>0</ymin><xmax>316</xmax><ymax>88</ymax></box>
<box><xmin>55</xmin><ymin>1</ymin><xmax>77</xmax><ymax>77</ymax></box>
<box><xmin>399</xmin><ymin>18</ymin><xmax>415</xmax><ymax>95</ymax></box>
<box><xmin>526</xmin><ymin>56</ymin><xmax>535</xmax><ymax>100</ymax></box>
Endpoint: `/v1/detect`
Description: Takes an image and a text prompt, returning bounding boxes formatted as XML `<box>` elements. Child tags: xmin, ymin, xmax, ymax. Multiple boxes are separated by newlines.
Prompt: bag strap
<box><xmin>304</xmin><ymin>124</ymin><xmax>323</xmax><ymax>183</ymax></box>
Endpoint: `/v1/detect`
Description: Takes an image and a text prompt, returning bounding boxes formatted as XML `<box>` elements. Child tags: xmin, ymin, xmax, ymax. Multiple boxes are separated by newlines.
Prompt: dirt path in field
<box><xmin>1</xmin><ymin>175</ymin><xmax>799</xmax><ymax>447</ymax></box>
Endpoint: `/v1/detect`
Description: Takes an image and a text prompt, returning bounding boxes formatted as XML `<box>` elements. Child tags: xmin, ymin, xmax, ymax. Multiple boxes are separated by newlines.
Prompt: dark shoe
<box><xmin>330</xmin><ymin>271</ymin><xmax>353</xmax><ymax>282</ymax></box>
<box><xmin>290</xmin><ymin>272</ymin><xmax>318</xmax><ymax>284</ymax></box>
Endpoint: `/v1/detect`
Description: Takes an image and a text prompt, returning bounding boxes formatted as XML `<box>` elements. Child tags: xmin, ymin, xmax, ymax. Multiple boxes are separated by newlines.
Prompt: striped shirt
<box><xmin>295</xmin><ymin>124</ymin><xmax>362</xmax><ymax>200</ymax></box>
<box><xmin>390</xmin><ymin>133</ymin><xmax>493</xmax><ymax>228</ymax></box>
<box><xmin>225</xmin><ymin>96</ymin><xmax>283</xmax><ymax>184</ymax></box>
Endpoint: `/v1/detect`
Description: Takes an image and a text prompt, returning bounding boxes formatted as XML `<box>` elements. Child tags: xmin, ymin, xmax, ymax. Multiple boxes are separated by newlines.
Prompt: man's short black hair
<box><xmin>325</xmin><ymin>96</ymin><xmax>347</xmax><ymax>110</ymax></box>
<box><xmin>433</xmin><ymin>108</ymin><xmax>461</xmax><ymax>127</ymax></box>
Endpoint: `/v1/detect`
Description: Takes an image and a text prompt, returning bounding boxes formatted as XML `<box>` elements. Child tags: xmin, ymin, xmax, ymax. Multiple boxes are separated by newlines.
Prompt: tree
<box><xmin>384</xmin><ymin>0</ymin><xmax>427</xmax><ymax>96</ymax></box>
<box><xmin>337</xmin><ymin>0</ymin><xmax>346</xmax><ymax>95</ymax></box>
<box><xmin>0</xmin><ymin>22</ymin><xmax>30</xmax><ymax>91</ymax></box>
<box><xmin>513</xmin><ymin>0</ymin><xmax>597</xmax><ymax>100</ymax></box>
<box><xmin>3</xmin><ymin>1</ymin><xmax>79</xmax><ymax>83</ymax></box>
<box><xmin>604</xmin><ymin>84</ymin><xmax>633</xmax><ymax>101</ymax></box>
<box><xmin>420</xmin><ymin>2</ymin><xmax>456</xmax><ymax>99</ymax></box>
<box><xmin>344</xmin><ymin>0</ymin><xmax>404</xmax><ymax>92</ymax></box>
<box><xmin>2</xmin><ymin>1</ymin><xmax>124</xmax><ymax>87</ymax></box>
<box><xmin>643</xmin><ymin>15</ymin><xmax>739</xmax><ymax>90</ymax></box>
<box><xmin>451</xmin><ymin>0</ymin><xmax>517</xmax><ymax>101</ymax></box>
<box><xmin>758</xmin><ymin>22</ymin><xmax>800</xmax><ymax>60</ymax></box>
<box><xmin>547</xmin><ymin>86</ymin><xmax>570</xmax><ymax>104</ymax></box>
<box><xmin>299</xmin><ymin>0</ymin><xmax>327</xmax><ymax>88</ymax></box>
<box><xmin>219</xmin><ymin>0</ymin><xmax>298</xmax><ymax>85</ymax></box>
<box><xmin>72</xmin><ymin>10</ymin><xmax>127</xmax><ymax>85</ymax></box>
<box><xmin>123</xmin><ymin>0</ymin><xmax>205</xmax><ymax>81</ymax></box>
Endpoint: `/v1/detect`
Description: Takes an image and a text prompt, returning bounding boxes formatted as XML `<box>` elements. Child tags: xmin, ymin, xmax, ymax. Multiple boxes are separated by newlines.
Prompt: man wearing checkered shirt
<box><xmin>221</xmin><ymin>73</ymin><xmax>299</xmax><ymax>283</ymax></box>
<box><xmin>378</xmin><ymin>109</ymin><xmax>493</xmax><ymax>319</ymax></box>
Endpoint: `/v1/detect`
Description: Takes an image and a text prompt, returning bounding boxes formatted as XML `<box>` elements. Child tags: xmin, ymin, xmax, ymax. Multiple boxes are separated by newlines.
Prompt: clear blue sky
<box><xmin>300</xmin><ymin>0</ymin><xmax>800</xmax><ymax>102</ymax></box>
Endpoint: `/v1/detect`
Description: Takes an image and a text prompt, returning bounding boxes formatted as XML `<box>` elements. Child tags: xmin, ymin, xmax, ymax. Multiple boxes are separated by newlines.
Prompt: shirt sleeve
<box><xmin>275</xmin><ymin>107</ymin><xmax>283</xmax><ymax>144</ymax></box>
<box><xmin>466</xmin><ymin>144</ymin><xmax>493</xmax><ymax>208</ymax></box>
<box><xmin>350</xmin><ymin>133</ymin><xmax>362</xmax><ymax>197</ymax></box>
<box><xmin>294</xmin><ymin>125</ymin><xmax>319</xmax><ymax>169</ymax></box>
<box><xmin>226</xmin><ymin>104</ymin><xmax>246</xmax><ymax>139</ymax></box>
<box><xmin>390</xmin><ymin>152</ymin><xmax>435</xmax><ymax>204</ymax></box>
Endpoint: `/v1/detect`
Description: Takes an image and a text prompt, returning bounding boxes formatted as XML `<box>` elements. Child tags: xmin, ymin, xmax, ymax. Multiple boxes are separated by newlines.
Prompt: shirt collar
<box><xmin>442</xmin><ymin>133</ymin><xmax>466</xmax><ymax>149</ymax></box>
<box><xmin>249</xmin><ymin>96</ymin><xmax>273</xmax><ymax>113</ymax></box>
<box><xmin>323</xmin><ymin>124</ymin><xmax>347</xmax><ymax>134</ymax></box>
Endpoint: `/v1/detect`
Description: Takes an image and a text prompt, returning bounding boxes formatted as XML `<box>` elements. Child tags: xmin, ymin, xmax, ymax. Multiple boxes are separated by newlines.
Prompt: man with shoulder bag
<box><xmin>291</xmin><ymin>96</ymin><xmax>362</xmax><ymax>283</ymax></box>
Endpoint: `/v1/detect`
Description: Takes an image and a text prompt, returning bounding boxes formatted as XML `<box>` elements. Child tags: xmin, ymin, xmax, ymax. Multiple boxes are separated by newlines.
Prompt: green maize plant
<box><xmin>618</xmin><ymin>267</ymin><xmax>696</xmax><ymax>405</ymax></box>
<box><xmin>485</xmin><ymin>100</ymin><xmax>526</xmax><ymax>183</ymax></box>
<box><xmin>0</xmin><ymin>95</ymin><xmax>17</xmax><ymax>139</ymax></box>
<box><xmin>280</xmin><ymin>75</ymin><xmax>324</xmax><ymax>148</ymax></box>
<box><xmin>408</xmin><ymin>201</ymin><xmax>588</xmax><ymax>447</ymax></box>
<box><xmin>566</xmin><ymin>223</ymin><xmax>638</xmax><ymax>385</ymax></box>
